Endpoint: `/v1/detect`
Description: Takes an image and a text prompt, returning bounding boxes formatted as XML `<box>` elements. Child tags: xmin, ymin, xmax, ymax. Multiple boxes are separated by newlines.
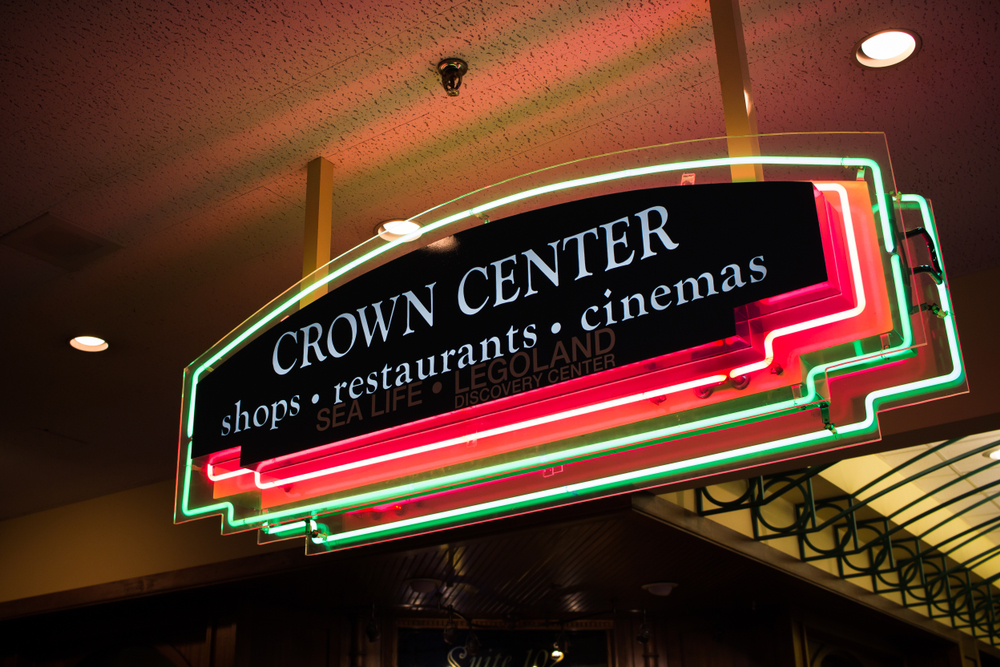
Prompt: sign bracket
<box><xmin>301</xmin><ymin>156</ymin><xmax>334</xmax><ymax>308</ymax></box>
<box><xmin>710</xmin><ymin>0</ymin><xmax>763</xmax><ymax>183</ymax></box>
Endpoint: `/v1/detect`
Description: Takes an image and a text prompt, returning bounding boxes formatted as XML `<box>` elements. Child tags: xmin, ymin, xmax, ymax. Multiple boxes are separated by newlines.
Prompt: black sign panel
<box><xmin>192</xmin><ymin>182</ymin><xmax>828</xmax><ymax>465</ymax></box>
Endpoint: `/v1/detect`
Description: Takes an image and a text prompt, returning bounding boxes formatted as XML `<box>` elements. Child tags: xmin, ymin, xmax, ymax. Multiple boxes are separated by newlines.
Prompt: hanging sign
<box><xmin>176</xmin><ymin>154</ymin><xmax>965</xmax><ymax>555</ymax></box>
<box><xmin>193</xmin><ymin>182</ymin><xmax>827</xmax><ymax>465</ymax></box>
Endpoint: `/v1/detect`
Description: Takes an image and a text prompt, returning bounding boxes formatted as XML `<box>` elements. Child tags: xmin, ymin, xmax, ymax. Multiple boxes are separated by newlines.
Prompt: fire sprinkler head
<box><xmin>438</xmin><ymin>58</ymin><xmax>469</xmax><ymax>96</ymax></box>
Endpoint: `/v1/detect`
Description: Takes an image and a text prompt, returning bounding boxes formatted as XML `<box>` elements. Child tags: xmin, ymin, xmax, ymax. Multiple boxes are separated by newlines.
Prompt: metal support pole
<box><xmin>301</xmin><ymin>156</ymin><xmax>334</xmax><ymax>308</ymax></box>
<box><xmin>709</xmin><ymin>0</ymin><xmax>763</xmax><ymax>182</ymax></box>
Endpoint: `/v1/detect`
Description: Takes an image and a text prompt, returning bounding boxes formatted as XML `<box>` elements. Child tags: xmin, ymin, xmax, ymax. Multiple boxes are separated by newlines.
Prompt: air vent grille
<box><xmin>1</xmin><ymin>213</ymin><xmax>120</xmax><ymax>270</ymax></box>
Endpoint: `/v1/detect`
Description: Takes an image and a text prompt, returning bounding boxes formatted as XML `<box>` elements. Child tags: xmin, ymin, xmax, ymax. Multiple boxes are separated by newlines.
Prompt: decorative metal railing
<box><xmin>696</xmin><ymin>437</ymin><xmax>1000</xmax><ymax>646</ymax></box>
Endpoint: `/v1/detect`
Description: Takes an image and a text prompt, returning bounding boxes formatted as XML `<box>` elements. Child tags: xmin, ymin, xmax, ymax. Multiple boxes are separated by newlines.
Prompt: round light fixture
<box><xmin>641</xmin><ymin>581</ymin><xmax>678</xmax><ymax>596</ymax></box>
<box><xmin>983</xmin><ymin>449</ymin><xmax>1000</xmax><ymax>460</ymax></box>
<box><xmin>69</xmin><ymin>335</ymin><xmax>109</xmax><ymax>352</ymax></box>
<box><xmin>854</xmin><ymin>30</ymin><xmax>920</xmax><ymax>68</ymax></box>
<box><xmin>376</xmin><ymin>219</ymin><xmax>421</xmax><ymax>242</ymax></box>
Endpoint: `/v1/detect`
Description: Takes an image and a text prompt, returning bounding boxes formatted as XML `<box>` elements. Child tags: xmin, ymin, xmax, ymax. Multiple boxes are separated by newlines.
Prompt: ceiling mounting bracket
<box><xmin>438</xmin><ymin>58</ymin><xmax>468</xmax><ymax>96</ymax></box>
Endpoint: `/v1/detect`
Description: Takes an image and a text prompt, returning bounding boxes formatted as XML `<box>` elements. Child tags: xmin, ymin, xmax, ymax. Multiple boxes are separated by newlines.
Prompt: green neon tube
<box><xmin>263</xmin><ymin>520</ymin><xmax>307</xmax><ymax>535</ymax></box>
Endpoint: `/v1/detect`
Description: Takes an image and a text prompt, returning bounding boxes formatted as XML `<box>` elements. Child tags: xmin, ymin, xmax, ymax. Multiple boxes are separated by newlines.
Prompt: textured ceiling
<box><xmin>0</xmin><ymin>0</ymin><xmax>998</xmax><ymax>520</ymax></box>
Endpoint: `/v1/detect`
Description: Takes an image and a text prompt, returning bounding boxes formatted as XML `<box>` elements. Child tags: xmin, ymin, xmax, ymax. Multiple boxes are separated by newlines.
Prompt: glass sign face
<box><xmin>175</xmin><ymin>147</ymin><xmax>965</xmax><ymax>554</ymax></box>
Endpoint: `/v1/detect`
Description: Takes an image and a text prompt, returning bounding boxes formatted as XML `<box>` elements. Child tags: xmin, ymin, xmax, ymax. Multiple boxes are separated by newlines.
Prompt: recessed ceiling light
<box><xmin>376</xmin><ymin>219</ymin><xmax>421</xmax><ymax>242</ymax></box>
<box><xmin>854</xmin><ymin>30</ymin><xmax>920</xmax><ymax>68</ymax></box>
<box><xmin>983</xmin><ymin>449</ymin><xmax>1000</xmax><ymax>460</ymax></box>
<box><xmin>70</xmin><ymin>335</ymin><xmax>109</xmax><ymax>352</ymax></box>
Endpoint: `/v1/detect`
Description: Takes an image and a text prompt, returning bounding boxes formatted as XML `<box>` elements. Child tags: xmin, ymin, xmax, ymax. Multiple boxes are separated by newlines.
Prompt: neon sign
<box><xmin>175</xmin><ymin>153</ymin><xmax>965</xmax><ymax>554</ymax></box>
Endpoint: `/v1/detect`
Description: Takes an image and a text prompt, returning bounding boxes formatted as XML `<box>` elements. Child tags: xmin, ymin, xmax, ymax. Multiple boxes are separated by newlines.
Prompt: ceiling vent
<box><xmin>1</xmin><ymin>213</ymin><xmax>121</xmax><ymax>270</ymax></box>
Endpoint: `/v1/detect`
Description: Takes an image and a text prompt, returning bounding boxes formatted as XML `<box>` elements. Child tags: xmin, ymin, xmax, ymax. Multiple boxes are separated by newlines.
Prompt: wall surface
<box><xmin>0</xmin><ymin>480</ymin><xmax>295</xmax><ymax>605</ymax></box>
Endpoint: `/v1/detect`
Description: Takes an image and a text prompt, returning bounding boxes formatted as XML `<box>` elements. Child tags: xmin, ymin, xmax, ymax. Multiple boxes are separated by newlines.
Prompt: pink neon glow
<box><xmin>251</xmin><ymin>373</ymin><xmax>729</xmax><ymax>489</ymax></box>
<box><xmin>729</xmin><ymin>184</ymin><xmax>866</xmax><ymax>378</ymax></box>
<box><xmin>207</xmin><ymin>461</ymin><xmax>250</xmax><ymax>481</ymax></box>
<box><xmin>205</xmin><ymin>447</ymin><xmax>248</xmax><ymax>482</ymax></box>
